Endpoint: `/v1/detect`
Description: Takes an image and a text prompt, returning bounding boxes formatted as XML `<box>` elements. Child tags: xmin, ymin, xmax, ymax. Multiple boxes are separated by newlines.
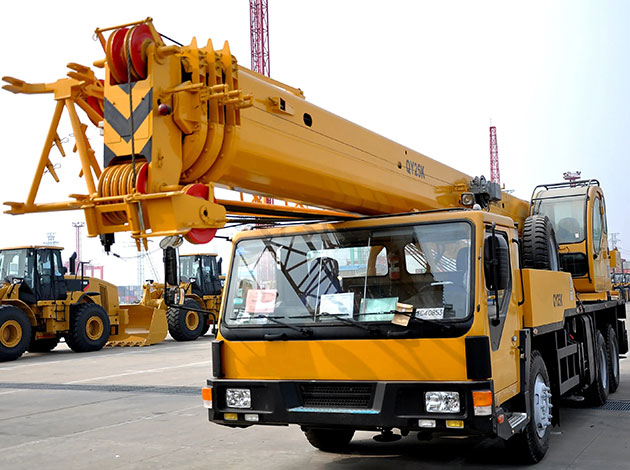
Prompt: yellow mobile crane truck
<box><xmin>3</xmin><ymin>18</ymin><xmax>627</xmax><ymax>463</ymax></box>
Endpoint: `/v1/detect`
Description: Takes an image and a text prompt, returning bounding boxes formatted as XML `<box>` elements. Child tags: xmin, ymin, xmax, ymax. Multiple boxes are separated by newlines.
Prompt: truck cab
<box><xmin>205</xmin><ymin>208</ymin><xmax>583</xmax><ymax>462</ymax></box>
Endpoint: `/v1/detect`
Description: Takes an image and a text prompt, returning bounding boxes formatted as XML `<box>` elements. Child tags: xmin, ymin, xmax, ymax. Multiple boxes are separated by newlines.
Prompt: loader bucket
<box><xmin>107</xmin><ymin>304</ymin><xmax>168</xmax><ymax>347</ymax></box>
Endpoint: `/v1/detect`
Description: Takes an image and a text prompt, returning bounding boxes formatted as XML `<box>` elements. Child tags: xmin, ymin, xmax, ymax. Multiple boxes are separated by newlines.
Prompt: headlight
<box><xmin>425</xmin><ymin>391</ymin><xmax>460</xmax><ymax>413</ymax></box>
<box><xmin>226</xmin><ymin>388</ymin><xmax>251</xmax><ymax>409</ymax></box>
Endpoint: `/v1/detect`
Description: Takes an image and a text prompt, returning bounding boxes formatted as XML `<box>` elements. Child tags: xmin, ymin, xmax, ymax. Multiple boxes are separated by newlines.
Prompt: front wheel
<box><xmin>167</xmin><ymin>298</ymin><xmax>204</xmax><ymax>341</ymax></box>
<box><xmin>303</xmin><ymin>428</ymin><xmax>355</xmax><ymax>452</ymax></box>
<box><xmin>506</xmin><ymin>350</ymin><xmax>552</xmax><ymax>464</ymax></box>
<box><xmin>0</xmin><ymin>305</ymin><xmax>31</xmax><ymax>362</ymax></box>
<box><xmin>66</xmin><ymin>303</ymin><xmax>111</xmax><ymax>353</ymax></box>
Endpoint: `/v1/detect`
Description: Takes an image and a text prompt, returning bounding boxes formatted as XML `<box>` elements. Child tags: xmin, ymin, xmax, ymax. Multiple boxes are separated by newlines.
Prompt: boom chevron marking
<box><xmin>104</xmin><ymin>89</ymin><xmax>153</xmax><ymax>142</ymax></box>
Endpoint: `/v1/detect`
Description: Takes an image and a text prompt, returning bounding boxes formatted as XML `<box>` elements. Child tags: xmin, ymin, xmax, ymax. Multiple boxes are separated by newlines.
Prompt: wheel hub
<box><xmin>86</xmin><ymin>316</ymin><xmax>104</xmax><ymax>341</ymax></box>
<box><xmin>185</xmin><ymin>311</ymin><xmax>199</xmax><ymax>330</ymax></box>
<box><xmin>533</xmin><ymin>373</ymin><xmax>552</xmax><ymax>438</ymax></box>
<box><xmin>0</xmin><ymin>320</ymin><xmax>22</xmax><ymax>348</ymax></box>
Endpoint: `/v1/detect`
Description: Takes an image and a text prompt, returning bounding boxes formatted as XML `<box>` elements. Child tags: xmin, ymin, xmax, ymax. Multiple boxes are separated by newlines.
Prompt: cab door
<box><xmin>36</xmin><ymin>249</ymin><xmax>54</xmax><ymax>300</ymax></box>
<box><xmin>52</xmin><ymin>251</ymin><xmax>69</xmax><ymax>300</ymax></box>
<box><xmin>589</xmin><ymin>190</ymin><xmax>611</xmax><ymax>292</ymax></box>
<box><xmin>485</xmin><ymin>226</ymin><xmax>520</xmax><ymax>401</ymax></box>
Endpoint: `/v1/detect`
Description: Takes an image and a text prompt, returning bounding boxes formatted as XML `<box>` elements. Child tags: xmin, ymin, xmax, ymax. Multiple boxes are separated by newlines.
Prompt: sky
<box><xmin>0</xmin><ymin>0</ymin><xmax>628</xmax><ymax>285</ymax></box>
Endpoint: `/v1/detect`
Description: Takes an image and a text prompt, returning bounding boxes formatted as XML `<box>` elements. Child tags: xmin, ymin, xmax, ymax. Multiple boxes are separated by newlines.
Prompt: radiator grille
<box><xmin>299</xmin><ymin>383</ymin><xmax>373</xmax><ymax>408</ymax></box>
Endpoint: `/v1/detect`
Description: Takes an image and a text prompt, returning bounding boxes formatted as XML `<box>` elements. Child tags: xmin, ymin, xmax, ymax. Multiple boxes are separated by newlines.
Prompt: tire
<box><xmin>66</xmin><ymin>303</ymin><xmax>110</xmax><ymax>353</ymax></box>
<box><xmin>27</xmin><ymin>335</ymin><xmax>59</xmax><ymax>353</ymax></box>
<box><xmin>0</xmin><ymin>305</ymin><xmax>31</xmax><ymax>362</ymax></box>
<box><xmin>605</xmin><ymin>325</ymin><xmax>620</xmax><ymax>394</ymax></box>
<box><xmin>167</xmin><ymin>298</ymin><xmax>204</xmax><ymax>341</ymax></box>
<box><xmin>506</xmin><ymin>350</ymin><xmax>552</xmax><ymax>464</ymax></box>
<box><xmin>522</xmin><ymin>215</ymin><xmax>560</xmax><ymax>270</ymax></box>
<box><xmin>200</xmin><ymin>316</ymin><xmax>211</xmax><ymax>336</ymax></box>
<box><xmin>585</xmin><ymin>330</ymin><xmax>609</xmax><ymax>406</ymax></box>
<box><xmin>303</xmin><ymin>428</ymin><xmax>355</xmax><ymax>452</ymax></box>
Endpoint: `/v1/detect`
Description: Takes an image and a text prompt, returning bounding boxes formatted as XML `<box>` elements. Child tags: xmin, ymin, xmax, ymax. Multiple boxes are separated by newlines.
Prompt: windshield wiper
<box><xmin>319</xmin><ymin>312</ymin><xmax>379</xmax><ymax>334</ymax></box>
<box><xmin>255</xmin><ymin>314</ymin><xmax>313</xmax><ymax>337</ymax></box>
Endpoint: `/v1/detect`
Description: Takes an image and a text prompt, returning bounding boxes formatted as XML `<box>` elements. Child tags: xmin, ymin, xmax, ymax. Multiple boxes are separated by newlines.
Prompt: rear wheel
<box><xmin>605</xmin><ymin>325</ymin><xmax>620</xmax><ymax>394</ymax></box>
<box><xmin>303</xmin><ymin>428</ymin><xmax>355</xmax><ymax>452</ymax></box>
<box><xmin>66</xmin><ymin>303</ymin><xmax>110</xmax><ymax>352</ymax></box>
<box><xmin>167</xmin><ymin>298</ymin><xmax>204</xmax><ymax>341</ymax></box>
<box><xmin>522</xmin><ymin>215</ymin><xmax>559</xmax><ymax>270</ymax></box>
<box><xmin>585</xmin><ymin>331</ymin><xmax>609</xmax><ymax>406</ymax></box>
<box><xmin>27</xmin><ymin>335</ymin><xmax>59</xmax><ymax>353</ymax></box>
<box><xmin>506</xmin><ymin>351</ymin><xmax>552</xmax><ymax>464</ymax></box>
<box><xmin>0</xmin><ymin>305</ymin><xmax>31</xmax><ymax>362</ymax></box>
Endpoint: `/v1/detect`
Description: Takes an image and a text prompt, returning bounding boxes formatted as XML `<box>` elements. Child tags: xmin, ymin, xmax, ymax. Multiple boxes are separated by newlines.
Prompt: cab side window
<box><xmin>485</xmin><ymin>229</ymin><xmax>512</xmax><ymax>350</ymax></box>
<box><xmin>592</xmin><ymin>197</ymin><xmax>603</xmax><ymax>255</ymax></box>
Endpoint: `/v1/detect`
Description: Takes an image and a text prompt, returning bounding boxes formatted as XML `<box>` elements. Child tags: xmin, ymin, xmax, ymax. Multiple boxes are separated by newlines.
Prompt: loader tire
<box><xmin>606</xmin><ymin>325</ymin><xmax>620</xmax><ymax>394</ymax></box>
<box><xmin>585</xmin><ymin>331</ymin><xmax>609</xmax><ymax>406</ymax></box>
<box><xmin>27</xmin><ymin>336</ymin><xmax>59</xmax><ymax>353</ymax></box>
<box><xmin>303</xmin><ymin>428</ymin><xmax>355</xmax><ymax>452</ymax></box>
<box><xmin>0</xmin><ymin>305</ymin><xmax>31</xmax><ymax>362</ymax></box>
<box><xmin>522</xmin><ymin>215</ymin><xmax>560</xmax><ymax>270</ymax></box>
<box><xmin>167</xmin><ymin>298</ymin><xmax>204</xmax><ymax>341</ymax></box>
<box><xmin>200</xmin><ymin>316</ymin><xmax>211</xmax><ymax>336</ymax></box>
<box><xmin>506</xmin><ymin>351</ymin><xmax>551</xmax><ymax>464</ymax></box>
<box><xmin>66</xmin><ymin>303</ymin><xmax>110</xmax><ymax>353</ymax></box>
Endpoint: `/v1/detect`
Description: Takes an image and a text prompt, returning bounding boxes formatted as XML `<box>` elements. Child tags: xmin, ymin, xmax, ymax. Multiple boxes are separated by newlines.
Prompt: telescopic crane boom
<box><xmin>3</xmin><ymin>18</ymin><xmax>528</xmax><ymax>249</ymax></box>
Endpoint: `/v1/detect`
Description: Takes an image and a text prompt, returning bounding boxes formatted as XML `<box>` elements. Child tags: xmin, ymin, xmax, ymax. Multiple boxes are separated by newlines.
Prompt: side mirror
<box><xmin>163</xmin><ymin>247</ymin><xmax>179</xmax><ymax>287</ymax></box>
<box><xmin>218</xmin><ymin>258</ymin><xmax>223</xmax><ymax>276</ymax></box>
<box><xmin>69</xmin><ymin>252</ymin><xmax>77</xmax><ymax>275</ymax></box>
<box><xmin>484</xmin><ymin>234</ymin><xmax>509</xmax><ymax>291</ymax></box>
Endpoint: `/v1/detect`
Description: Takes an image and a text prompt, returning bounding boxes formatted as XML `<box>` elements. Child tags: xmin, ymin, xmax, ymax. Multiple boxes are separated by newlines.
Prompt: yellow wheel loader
<box><xmin>0</xmin><ymin>246</ymin><xmax>167</xmax><ymax>361</ymax></box>
<box><xmin>168</xmin><ymin>253</ymin><xmax>223</xmax><ymax>340</ymax></box>
<box><xmin>140</xmin><ymin>253</ymin><xmax>223</xmax><ymax>341</ymax></box>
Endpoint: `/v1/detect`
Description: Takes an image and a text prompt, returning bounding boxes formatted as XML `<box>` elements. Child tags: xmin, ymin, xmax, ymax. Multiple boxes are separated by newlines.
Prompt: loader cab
<box><xmin>0</xmin><ymin>247</ymin><xmax>71</xmax><ymax>303</ymax></box>
<box><xmin>179</xmin><ymin>254</ymin><xmax>223</xmax><ymax>297</ymax></box>
<box><xmin>530</xmin><ymin>180</ymin><xmax>611</xmax><ymax>294</ymax></box>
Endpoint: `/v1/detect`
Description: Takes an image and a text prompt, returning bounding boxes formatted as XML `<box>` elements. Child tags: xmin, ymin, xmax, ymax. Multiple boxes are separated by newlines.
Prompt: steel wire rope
<box><xmin>125</xmin><ymin>31</ymin><xmax>147</xmax><ymax>239</ymax></box>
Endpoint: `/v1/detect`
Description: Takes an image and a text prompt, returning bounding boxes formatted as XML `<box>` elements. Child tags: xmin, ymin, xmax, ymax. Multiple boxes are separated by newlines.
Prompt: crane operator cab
<box><xmin>530</xmin><ymin>179</ymin><xmax>611</xmax><ymax>296</ymax></box>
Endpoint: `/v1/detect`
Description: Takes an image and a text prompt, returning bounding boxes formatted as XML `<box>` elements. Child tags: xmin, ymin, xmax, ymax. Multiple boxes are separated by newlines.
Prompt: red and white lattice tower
<box><xmin>489</xmin><ymin>126</ymin><xmax>500</xmax><ymax>185</ymax></box>
<box><xmin>250</xmin><ymin>0</ymin><xmax>270</xmax><ymax>77</ymax></box>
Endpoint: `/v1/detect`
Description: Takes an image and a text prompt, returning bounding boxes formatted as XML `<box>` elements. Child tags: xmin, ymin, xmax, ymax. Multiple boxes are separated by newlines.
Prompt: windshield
<box><xmin>180</xmin><ymin>255</ymin><xmax>202</xmax><ymax>285</ymax></box>
<box><xmin>223</xmin><ymin>222</ymin><xmax>473</xmax><ymax>336</ymax></box>
<box><xmin>0</xmin><ymin>249</ymin><xmax>31</xmax><ymax>284</ymax></box>
<box><xmin>534</xmin><ymin>194</ymin><xmax>586</xmax><ymax>244</ymax></box>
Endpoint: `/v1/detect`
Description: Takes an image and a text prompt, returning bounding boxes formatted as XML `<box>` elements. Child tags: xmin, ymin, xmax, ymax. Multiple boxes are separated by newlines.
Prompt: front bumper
<box><xmin>206</xmin><ymin>379</ymin><xmax>496</xmax><ymax>435</ymax></box>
